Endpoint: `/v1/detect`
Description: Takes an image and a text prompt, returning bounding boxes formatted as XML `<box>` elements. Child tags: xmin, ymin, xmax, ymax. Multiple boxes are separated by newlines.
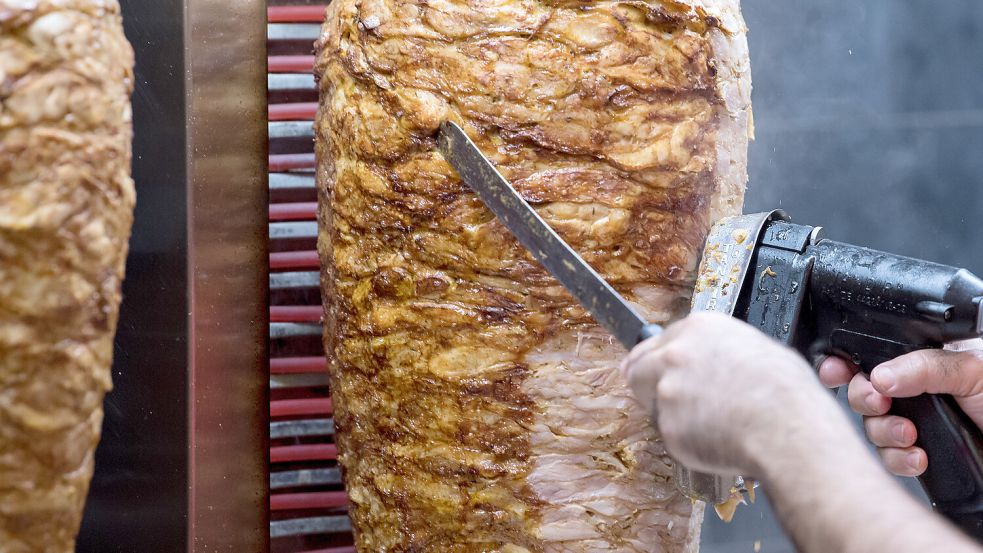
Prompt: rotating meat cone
<box><xmin>0</xmin><ymin>2</ymin><xmax>135</xmax><ymax>551</ymax></box>
<box><xmin>315</xmin><ymin>0</ymin><xmax>752</xmax><ymax>550</ymax></box>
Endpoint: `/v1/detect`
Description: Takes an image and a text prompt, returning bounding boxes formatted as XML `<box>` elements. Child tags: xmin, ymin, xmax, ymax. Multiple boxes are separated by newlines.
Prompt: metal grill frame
<box><xmin>78</xmin><ymin>0</ymin><xmax>271</xmax><ymax>551</ymax></box>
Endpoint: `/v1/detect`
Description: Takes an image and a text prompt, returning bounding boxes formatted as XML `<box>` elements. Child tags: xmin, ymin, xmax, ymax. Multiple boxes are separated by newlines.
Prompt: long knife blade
<box><xmin>437</xmin><ymin>121</ymin><xmax>660</xmax><ymax>348</ymax></box>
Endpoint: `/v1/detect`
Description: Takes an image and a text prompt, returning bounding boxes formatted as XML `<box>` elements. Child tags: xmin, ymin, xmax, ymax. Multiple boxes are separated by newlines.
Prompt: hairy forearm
<box><xmin>751</xmin><ymin>392</ymin><xmax>980</xmax><ymax>553</ymax></box>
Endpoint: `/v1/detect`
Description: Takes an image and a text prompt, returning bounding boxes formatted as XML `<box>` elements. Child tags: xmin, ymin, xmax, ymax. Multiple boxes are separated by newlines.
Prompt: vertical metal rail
<box><xmin>186</xmin><ymin>0</ymin><xmax>270</xmax><ymax>550</ymax></box>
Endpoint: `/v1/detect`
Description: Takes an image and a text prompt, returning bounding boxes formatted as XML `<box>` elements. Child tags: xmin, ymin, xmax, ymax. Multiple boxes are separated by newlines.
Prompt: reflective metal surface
<box><xmin>185</xmin><ymin>0</ymin><xmax>269</xmax><ymax>550</ymax></box>
<box><xmin>77</xmin><ymin>1</ymin><xmax>269</xmax><ymax>551</ymax></box>
<box><xmin>270</xmin><ymin>516</ymin><xmax>353</xmax><ymax>539</ymax></box>
<box><xmin>271</xmin><ymin>468</ymin><xmax>342</xmax><ymax>490</ymax></box>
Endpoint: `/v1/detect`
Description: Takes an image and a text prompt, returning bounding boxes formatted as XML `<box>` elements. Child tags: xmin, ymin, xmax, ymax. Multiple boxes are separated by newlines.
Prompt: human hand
<box><xmin>621</xmin><ymin>312</ymin><xmax>842</xmax><ymax>477</ymax></box>
<box><xmin>818</xmin><ymin>340</ymin><xmax>983</xmax><ymax>477</ymax></box>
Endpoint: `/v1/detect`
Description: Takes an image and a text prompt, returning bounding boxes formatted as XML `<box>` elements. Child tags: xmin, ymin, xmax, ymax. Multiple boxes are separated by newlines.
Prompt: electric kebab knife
<box><xmin>437</xmin><ymin>121</ymin><xmax>983</xmax><ymax>539</ymax></box>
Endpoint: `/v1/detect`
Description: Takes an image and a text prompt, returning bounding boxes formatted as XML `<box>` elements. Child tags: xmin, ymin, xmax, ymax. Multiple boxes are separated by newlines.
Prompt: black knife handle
<box><xmin>832</xmin><ymin>333</ymin><xmax>983</xmax><ymax>541</ymax></box>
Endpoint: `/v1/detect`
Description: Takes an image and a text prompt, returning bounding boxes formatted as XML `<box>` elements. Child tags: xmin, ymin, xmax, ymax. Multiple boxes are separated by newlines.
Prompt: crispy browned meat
<box><xmin>315</xmin><ymin>0</ymin><xmax>751</xmax><ymax>549</ymax></box>
<box><xmin>0</xmin><ymin>2</ymin><xmax>134</xmax><ymax>551</ymax></box>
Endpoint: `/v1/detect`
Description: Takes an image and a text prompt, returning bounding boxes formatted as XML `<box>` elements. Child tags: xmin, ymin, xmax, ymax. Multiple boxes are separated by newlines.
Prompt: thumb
<box><xmin>871</xmin><ymin>349</ymin><xmax>983</xmax><ymax>399</ymax></box>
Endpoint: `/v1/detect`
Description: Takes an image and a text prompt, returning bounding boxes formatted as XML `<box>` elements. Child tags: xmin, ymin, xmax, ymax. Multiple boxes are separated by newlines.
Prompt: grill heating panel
<box><xmin>267</xmin><ymin>5</ymin><xmax>355</xmax><ymax>552</ymax></box>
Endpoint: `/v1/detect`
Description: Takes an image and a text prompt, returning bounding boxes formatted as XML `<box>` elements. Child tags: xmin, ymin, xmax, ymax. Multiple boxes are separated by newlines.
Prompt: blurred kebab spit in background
<box><xmin>0</xmin><ymin>1</ymin><xmax>135</xmax><ymax>551</ymax></box>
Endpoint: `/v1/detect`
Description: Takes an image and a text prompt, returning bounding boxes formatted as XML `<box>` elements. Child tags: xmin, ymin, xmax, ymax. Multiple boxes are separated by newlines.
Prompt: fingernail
<box><xmin>893</xmin><ymin>423</ymin><xmax>907</xmax><ymax>444</ymax></box>
<box><xmin>875</xmin><ymin>367</ymin><xmax>897</xmax><ymax>393</ymax></box>
<box><xmin>906</xmin><ymin>451</ymin><xmax>922</xmax><ymax>470</ymax></box>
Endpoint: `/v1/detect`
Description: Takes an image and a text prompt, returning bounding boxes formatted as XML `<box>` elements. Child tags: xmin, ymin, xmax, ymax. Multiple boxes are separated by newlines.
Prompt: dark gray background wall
<box><xmin>744</xmin><ymin>0</ymin><xmax>982</xmax><ymax>272</ymax></box>
<box><xmin>702</xmin><ymin>1</ymin><xmax>982</xmax><ymax>551</ymax></box>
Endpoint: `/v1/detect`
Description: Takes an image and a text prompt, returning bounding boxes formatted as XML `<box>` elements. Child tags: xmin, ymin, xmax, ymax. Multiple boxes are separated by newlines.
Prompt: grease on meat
<box><xmin>315</xmin><ymin>0</ymin><xmax>751</xmax><ymax>550</ymax></box>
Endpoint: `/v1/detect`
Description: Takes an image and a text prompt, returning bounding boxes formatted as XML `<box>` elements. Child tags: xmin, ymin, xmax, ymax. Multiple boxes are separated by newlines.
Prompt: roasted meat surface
<box><xmin>0</xmin><ymin>2</ymin><xmax>134</xmax><ymax>551</ymax></box>
<box><xmin>315</xmin><ymin>0</ymin><xmax>751</xmax><ymax>549</ymax></box>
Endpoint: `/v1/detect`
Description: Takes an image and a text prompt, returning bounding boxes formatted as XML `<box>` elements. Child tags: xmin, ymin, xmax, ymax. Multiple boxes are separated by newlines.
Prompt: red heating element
<box><xmin>270</xmin><ymin>103</ymin><xmax>318</xmax><ymax>121</ymax></box>
<box><xmin>268</xmin><ymin>6</ymin><xmax>330</xmax><ymax>22</ymax></box>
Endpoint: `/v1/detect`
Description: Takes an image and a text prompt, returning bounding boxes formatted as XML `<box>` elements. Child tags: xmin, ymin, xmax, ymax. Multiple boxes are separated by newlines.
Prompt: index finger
<box><xmin>620</xmin><ymin>315</ymin><xmax>694</xmax><ymax>378</ymax></box>
<box><xmin>620</xmin><ymin>334</ymin><xmax>664</xmax><ymax>380</ymax></box>
<box><xmin>818</xmin><ymin>356</ymin><xmax>860</xmax><ymax>388</ymax></box>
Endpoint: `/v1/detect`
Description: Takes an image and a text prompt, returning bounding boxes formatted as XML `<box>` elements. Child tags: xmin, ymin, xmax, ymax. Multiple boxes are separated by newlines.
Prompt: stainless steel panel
<box><xmin>78</xmin><ymin>1</ymin><xmax>269</xmax><ymax>551</ymax></box>
<box><xmin>270</xmin><ymin>468</ymin><xmax>343</xmax><ymax>490</ymax></box>
<box><xmin>271</xmin><ymin>373</ymin><xmax>331</xmax><ymax>390</ymax></box>
<box><xmin>270</xmin><ymin>419</ymin><xmax>335</xmax><ymax>439</ymax></box>
<box><xmin>268</xmin><ymin>23</ymin><xmax>322</xmax><ymax>41</ymax></box>
<box><xmin>270</xmin><ymin>323</ymin><xmax>323</xmax><ymax>339</ymax></box>
<box><xmin>270</xmin><ymin>121</ymin><xmax>316</xmax><ymax>139</ymax></box>
<box><xmin>270</xmin><ymin>271</ymin><xmax>320</xmax><ymax>290</ymax></box>
<box><xmin>270</xmin><ymin>221</ymin><xmax>319</xmax><ymax>240</ymax></box>
<box><xmin>185</xmin><ymin>0</ymin><xmax>269</xmax><ymax>550</ymax></box>
<box><xmin>78</xmin><ymin>1</ymin><xmax>190</xmax><ymax>550</ymax></box>
<box><xmin>270</xmin><ymin>172</ymin><xmax>316</xmax><ymax>190</ymax></box>
<box><xmin>269</xmin><ymin>73</ymin><xmax>317</xmax><ymax>91</ymax></box>
<box><xmin>270</xmin><ymin>517</ymin><xmax>353</xmax><ymax>538</ymax></box>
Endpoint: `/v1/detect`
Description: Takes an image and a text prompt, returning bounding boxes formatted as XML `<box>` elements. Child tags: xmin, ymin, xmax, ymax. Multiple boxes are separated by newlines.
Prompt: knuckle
<box><xmin>896</xmin><ymin>351</ymin><xmax>935</xmax><ymax>383</ymax></box>
<box><xmin>863</xmin><ymin>418</ymin><xmax>888</xmax><ymax>444</ymax></box>
<box><xmin>909</xmin><ymin>349</ymin><xmax>936</xmax><ymax>368</ymax></box>
<box><xmin>962</xmin><ymin>350</ymin><xmax>983</xmax><ymax>373</ymax></box>
<box><xmin>848</xmin><ymin>395</ymin><xmax>869</xmax><ymax>415</ymax></box>
<box><xmin>877</xmin><ymin>447</ymin><xmax>925</xmax><ymax>477</ymax></box>
<box><xmin>886</xmin><ymin>462</ymin><xmax>909</xmax><ymax>477</ymax></box>
<box><xmin>954</xmin><ymin>350</ymin><xmax>983</xmax><ymax>395</ymax></box>
<box><xmin>847</xmin><ymin>375</ymin><xmax>871</xmax><ymax>398</ymax></box>
<box><xmin>849</xmin><ymin>384</ymin><xmax>888</xmax><ymax>416</ymax></box>
<box><xmin>877</xmin><ymin>449</ymin><xmax>904</xmax><ymax>473</ymax></box>
<box><xmin>818</xmin><ymin>358</ymin><xmax>855</xmax><ymax>388</ymax></box>
<box><xmin>626</xmin><ymin>359</ymin><xmax>663</xmax><ymax>391</ymax></box>
<box><xmin>847</xmin><ymin>383</ymin><xmax>864</xmax><ymax>402</ymax></box>
<box><xmin>658</xmin><ymin>344</ymin><xmax>689</xmax><ymax>368</ymax></box>
<box><xmin>623</xmin><ymin>361</ymin><xmax>647</xmax><ymax>387</ymax></box>
<box><xmin>926</xmin><ymin>351</ymin><xmax>983</xmax><ymax>395</ymax></box>
<box><xmin>655</xmin><ymin>377</ymin><xmax>671</xmax><ymax>401</ymax></box>
<box><xmin>865</xmin><ymin>416</ymin><xmax>914</xmax><ymax>447</ymax></box>
<box><xmin>850</xmin><ymin>371</ymin><xmax>871</xmax><ymax>386</ymax></box>
<box><xmin>682</xmin><ymin>312</ymin><xmax>706</xmax><ymax>326</ymax></box>
<box><xmin>655</xmin><ymin>372</ymin><xmax>683</xmax><ymax>402</ymax></box>
<box><xmin>692</xmin><ymin>311</ymin><xmax>737</xmax><ymax>331</ymax></box>
<box><xmin>687</xmin><ymin>312</ymin><xmax>711</xmax><ymax>323</ymax></box>
<box><xmin>685</xmin><ymin>312</ymin><xmax>717</xmax><ymax>330</ymax></box>
<box><xmin>862</xmin><ymin>416</ymin><xmax>879</xmax><ymax>433</ymax></box>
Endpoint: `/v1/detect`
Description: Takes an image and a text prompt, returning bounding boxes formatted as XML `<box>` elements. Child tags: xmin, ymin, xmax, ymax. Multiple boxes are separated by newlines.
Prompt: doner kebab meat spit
<box><xmin>315</xmin><ymin>0</ymin><xmax>752</xmax><ymax>550</ymax></box>
<box><xmin>0</xmin><ymin>2</ymin><xmax>135</xmax><ymax>551</ymax></box>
